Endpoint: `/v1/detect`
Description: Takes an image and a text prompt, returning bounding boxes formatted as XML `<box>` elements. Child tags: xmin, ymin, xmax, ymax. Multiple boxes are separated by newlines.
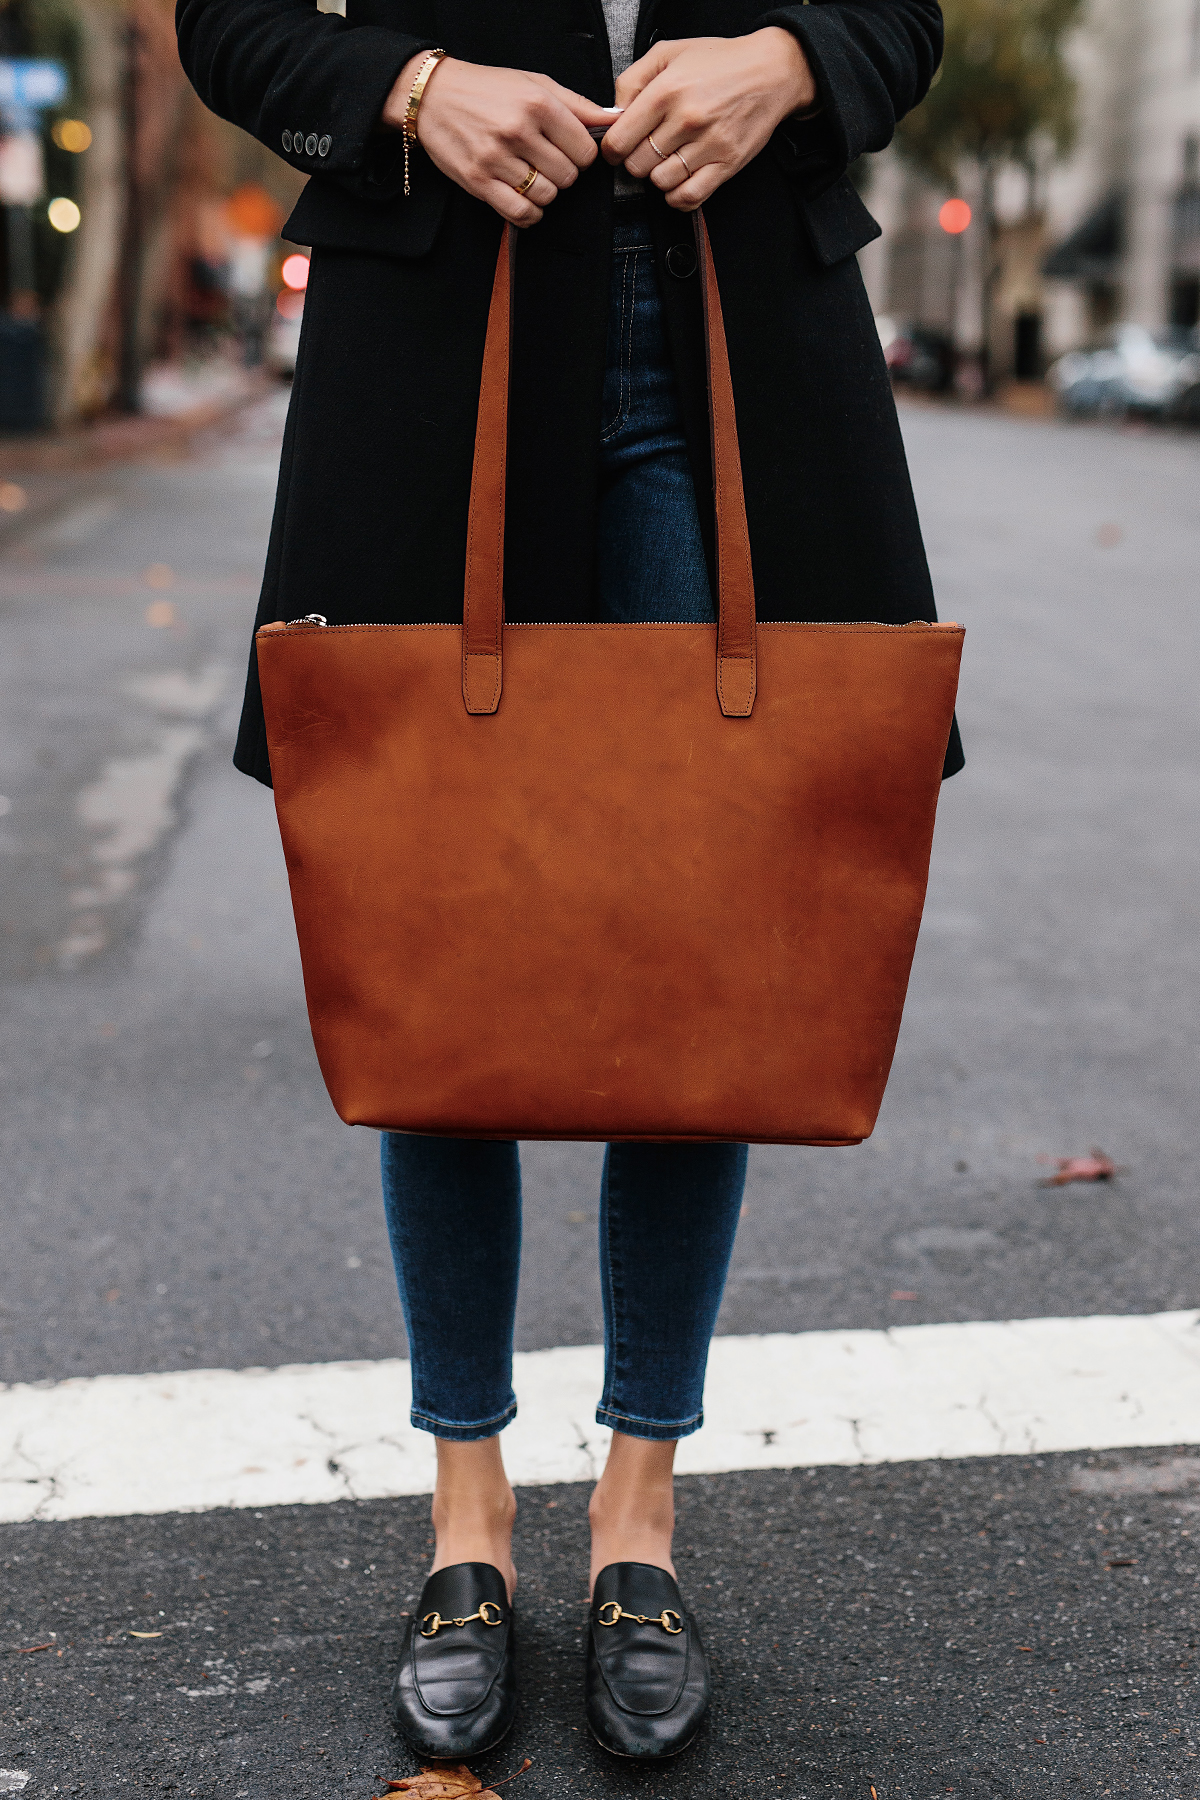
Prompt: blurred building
<box><xmin>861</xmin><ymin>0</ymin><xmax>1200</xmax><ymax>378</ymax></box>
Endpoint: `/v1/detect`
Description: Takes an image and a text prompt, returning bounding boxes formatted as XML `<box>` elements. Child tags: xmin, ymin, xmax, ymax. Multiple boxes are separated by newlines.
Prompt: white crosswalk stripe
<box><xmin>3</xmin><ymin>1310</ymin><xmax>1199</xmax><ymax>1523</ymax></box>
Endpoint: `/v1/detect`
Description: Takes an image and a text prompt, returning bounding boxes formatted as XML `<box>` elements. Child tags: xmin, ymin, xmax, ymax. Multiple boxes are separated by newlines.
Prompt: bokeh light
<box><xmin>281</xmin><ymin>253</ymin><xmax>310</xmax><ymax>291</ymax></box>
<box><xmin>276</xmin><ymin>289</ymin><xmax>304</xmax><ymax>320</ymax></box>
<box><xmin>52</xmin><ymin>119</ymin><xmax>93</xmax><ymax>152</ymax></box>
<box><xmin>48</xmin><ymin>197</ymin><xmax>82</xmax><ymax>233</ymax></box>
<box><xmin>225</xmin><ymin>182</ymin><xmax>284</xmax><ymax>238</ymax></box>
<box><xmin>938</xmin><ymin>198</ymin><xmax>972</xmax><ymax>235</ymax></box>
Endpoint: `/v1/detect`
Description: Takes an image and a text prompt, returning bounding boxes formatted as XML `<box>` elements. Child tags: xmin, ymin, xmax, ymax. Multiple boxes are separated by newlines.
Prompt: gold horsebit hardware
<box><xmin>597</xmin><ymin>1601</ymin><xmax>683</xmax><ymax>1634</ymax></box>
<box><xmin>420</xmin><ymin>1601</ymin><xmax>504</xmax><ymax>1637</ymax></box>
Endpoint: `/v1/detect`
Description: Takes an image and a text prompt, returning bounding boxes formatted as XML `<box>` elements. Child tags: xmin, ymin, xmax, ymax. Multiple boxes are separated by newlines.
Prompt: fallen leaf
<box><xmin>1106</xmin><ymin>1558</ymin><xmax>1136</xmax><ymax>1568</ymax></box>
<box><xmin>378</xmin><ymin>1758</ymin><xmax>531</xmax><ymax>1800</ymax></box>
<box><xmin>1017</xmin><ymin>1645</ymin><xmax>1033</xmax><ymax>1652</ymax></box>
<box><xmin>380</xmin><ymin>1771</ymin><xmax>483</xmax><ymax>1798</ymax></box>
<box><xmin>1038</xmin><ymin>1149</ymin><xmax>1120</xmax><ymax>1187</ymax></box>
<box><xmin>17</xmin><ymin>1642</ymin><xmax>54</xmax><ymax>1654</ymax></box>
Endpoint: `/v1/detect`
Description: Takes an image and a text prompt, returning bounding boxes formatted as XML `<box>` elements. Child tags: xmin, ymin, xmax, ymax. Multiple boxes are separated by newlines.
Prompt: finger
<box><xmin>621</xmin><ymin>131</ymin><xmax>676</xmax><ymax>180</ymax></box>
<box><xmin>663</xmin><ymin>163</ymin><xmax>723</xmax><ymax>212</ymax></box>
<box><xmin>525</xmin><ymin>71</ymin><xmax>614</xmax><ymax>131</ymax></box>
<box><xmin>602</xmin><ymin>72</ymin><xmax>672</xmax><ymax>161</ymax></box>
<box><xmin>602</xmin><ymin>105</ymin><xmax>666</xmax><ymax>164</ymax></box>
<box><xmin>606</xmin><ymin>55</ymin><xmax>701</xmax><ymax>160</ymax></box>
<box><xmin>507</xmin><ymin>132</ymin><xmax>579</xmax><ymax>191</ymax></box>
<box><xmin>482</xmin><ymin>179</ymin><xmax>544</xmax><ymax>228</ymax></box>
<box><xmin>520</xmin><ymin>79</ymin><xmax>605</xmax><ymax>166</ymax></box>
<box><xmin>499</xmin><ymin>159</ymin><xmax>559</xmax><ymax>208</ymax></box>
<box><xmin>649</xmin><ymin>144</ymin><xmax>697</xmax><ymax>192</ymax></box>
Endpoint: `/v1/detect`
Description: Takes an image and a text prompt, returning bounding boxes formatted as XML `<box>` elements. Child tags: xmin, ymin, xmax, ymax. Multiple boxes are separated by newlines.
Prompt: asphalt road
<box><xmin>4</xmin><ymin>1454</ymin><xmax>1200</xmax><ymax>1799</ymax></box>
<box><xmin>1</xmin><ymin>391</ymin><xmax>1198</xmax><ymax>1797</ymax></box>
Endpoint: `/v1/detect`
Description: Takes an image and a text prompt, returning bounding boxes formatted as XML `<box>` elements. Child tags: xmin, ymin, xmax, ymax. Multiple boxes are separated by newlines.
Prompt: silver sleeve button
<box><xmin>317</xmin><ymin>134</ymin><xmax>331</xmax><ymax>157</ymax></box>
<box><xmin>304</xmin><ymin>133</ymin><xmax>318</xmax><ymax>155</ymax></box>
<box><xmin>282</xmin><ymin>129</ymin><xmax>292</xmax><ymax>151</ymax></box>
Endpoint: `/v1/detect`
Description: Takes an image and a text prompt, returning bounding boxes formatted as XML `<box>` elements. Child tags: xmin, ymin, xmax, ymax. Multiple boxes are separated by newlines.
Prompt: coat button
<box><xmin>665</xmin><ymin>242</ymin><xmax>698</xmax><ymax>280</ymax></box>
<box><xmin>304</xmin><ymin>132</ymin><xmax>318</xmax><ymax>155</ymax></box>
<box><xmin>282</xmin><ymin>129</ymin><xmax>292</xmax><ymax>152</ymax></box>
<box><xmin>317</xmin><ymin>134</ymin><xmax>331</xmax><ymax>157</ymax></box>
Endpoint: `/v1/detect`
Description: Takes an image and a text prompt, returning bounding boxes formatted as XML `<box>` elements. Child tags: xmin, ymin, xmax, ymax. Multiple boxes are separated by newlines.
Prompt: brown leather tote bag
<box><xmin>257</xmin><ymin>216</ymin><xmax>963</xmax><ymax>1146</ymax></box>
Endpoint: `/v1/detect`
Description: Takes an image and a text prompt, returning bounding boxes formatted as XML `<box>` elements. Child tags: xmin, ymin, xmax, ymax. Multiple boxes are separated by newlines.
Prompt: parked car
<box><xmin>875</xmin><ymin>317</ymin><xmax>956</xmax><ymax>393</ymax></box>
<box><xmin>1048</xmin><ymin>324</ymin><xmax>1200</xmax><ymax>419</ymax></box>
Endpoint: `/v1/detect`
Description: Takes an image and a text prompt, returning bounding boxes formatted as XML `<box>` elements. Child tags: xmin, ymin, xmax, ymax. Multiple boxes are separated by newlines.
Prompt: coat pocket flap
<box><xmin>799</xmin><ymin>176</ymin><xmax>882</xmax><ymax>268</ymax></box>
<box><xmin>284</xmin><ymin>169</ymin><xmax>449</xmax><ymax>260</ymax></box>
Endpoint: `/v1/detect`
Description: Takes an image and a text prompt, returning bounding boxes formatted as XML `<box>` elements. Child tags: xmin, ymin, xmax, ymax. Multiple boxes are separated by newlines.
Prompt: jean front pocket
<box><xmin>599</xmin><ymin>247</ymin><xmax>642</xmax><ymax>443</ymax></box>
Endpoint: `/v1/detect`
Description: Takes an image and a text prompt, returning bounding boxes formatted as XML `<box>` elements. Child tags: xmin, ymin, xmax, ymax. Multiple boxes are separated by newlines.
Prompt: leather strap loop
<box><xmin>462</xmin><ymin>226</ymin><xmax>513</xmax><ymax>714</ymax></box>
<box><xmin>462</xmin><ymin>212</ymin><xmax>757</xmax><ymax>717</ymax></box>
<box><xmin>694</xmin><ymin>210</ymin><xmax>756</xmax><ymax>717</ymax></box>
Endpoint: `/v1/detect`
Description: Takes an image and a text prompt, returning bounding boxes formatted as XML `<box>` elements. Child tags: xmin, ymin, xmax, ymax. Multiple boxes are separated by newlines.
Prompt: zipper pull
<box><xmin>287</xmin><ymin>613</ymin><xmax>328</xmax><ymax>627</ymax></box>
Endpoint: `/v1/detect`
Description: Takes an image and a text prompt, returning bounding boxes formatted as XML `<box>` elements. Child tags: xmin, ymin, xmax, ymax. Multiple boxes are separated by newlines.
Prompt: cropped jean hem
<box><xmin>411</xmin><ymin>1398</ymin><xmax>517</xmax><ymax>1442</ymax></box>
<box><xmin>595</xmin><ymin>1404</ymin><xmax>704</xmax><ymax>1442</ymax></box>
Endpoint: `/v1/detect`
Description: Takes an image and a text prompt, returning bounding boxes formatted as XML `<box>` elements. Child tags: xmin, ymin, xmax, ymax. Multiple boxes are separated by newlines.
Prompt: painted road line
<box><xmin>2</xmin><ymin>1311</ymin><xmax>1199</xmax><ymax>1523</ymax></box>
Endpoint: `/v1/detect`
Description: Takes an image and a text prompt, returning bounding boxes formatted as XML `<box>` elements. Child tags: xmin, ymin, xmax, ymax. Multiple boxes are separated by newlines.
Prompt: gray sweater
<box><xmin>600</xmin><ymin>0</ymin><xmax>640</xmax><ymax>77</ymax></box>
<box><xmin>601</xmin><ymin>0</ymin><xmax>643</xmax><ymax>194</ymax></box>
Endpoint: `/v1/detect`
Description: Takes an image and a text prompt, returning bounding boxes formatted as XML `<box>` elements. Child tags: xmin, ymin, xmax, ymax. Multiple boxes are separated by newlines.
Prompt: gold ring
<box><xmin>515</xmin><ymin>164</ymin><xmax>539</xmax><ymax>196</ymax></box>
<box><xmin>674</xmin><ymin>147</ymin><xmax>692</xmax><ymax>177</ymax></box>
<box><xmin>647</xmin><ymin>133</ymin><xmax>668</xmax><ymax>160</ymax></box>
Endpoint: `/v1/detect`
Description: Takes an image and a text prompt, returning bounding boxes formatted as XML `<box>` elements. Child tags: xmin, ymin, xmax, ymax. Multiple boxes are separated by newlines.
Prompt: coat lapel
<box><xmin>633</xmin><ymin>0</ymin><xmax>662</xmax><ymax>59</ymax></box>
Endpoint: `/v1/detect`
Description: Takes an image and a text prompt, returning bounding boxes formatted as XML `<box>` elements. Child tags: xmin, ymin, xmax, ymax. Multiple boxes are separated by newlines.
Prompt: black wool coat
<box><xmin>175</xmin><ymin>0</ymin><xmax>963</xmax><ymax>785</ymax></box>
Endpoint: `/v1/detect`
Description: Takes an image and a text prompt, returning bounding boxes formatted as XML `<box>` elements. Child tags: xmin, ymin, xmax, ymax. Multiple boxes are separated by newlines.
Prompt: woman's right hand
<box><xmin>382</xmin><ymin>55</ymin><xmax>611</xmax><ymax>226</ymax></box>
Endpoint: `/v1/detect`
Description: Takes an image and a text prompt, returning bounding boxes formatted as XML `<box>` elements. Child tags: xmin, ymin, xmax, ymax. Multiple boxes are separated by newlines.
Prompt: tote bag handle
<box><xmin>462</xmin><ymin>210</ymin><xmax>758</xmax><ymax>718</ymax></box>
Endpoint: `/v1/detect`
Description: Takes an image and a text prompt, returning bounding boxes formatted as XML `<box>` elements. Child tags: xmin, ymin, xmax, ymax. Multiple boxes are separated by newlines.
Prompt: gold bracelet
<box><xmin>402</xmin><ymin>48</ymin><xmax>446</xmax><ymax>197</ymax></box>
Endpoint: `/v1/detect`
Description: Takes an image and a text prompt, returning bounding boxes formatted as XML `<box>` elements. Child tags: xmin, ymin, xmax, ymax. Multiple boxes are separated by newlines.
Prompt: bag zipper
<box><xmin>282</xmin><ymin>616</ymin><xmax>957</xmax><ymax>630</ymax></box>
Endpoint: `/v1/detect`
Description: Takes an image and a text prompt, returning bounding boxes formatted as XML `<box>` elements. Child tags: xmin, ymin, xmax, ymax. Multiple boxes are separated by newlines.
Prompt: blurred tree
<box><xmin>7</xmin><ymin>0</ymin><xmax>299</xmax><ymax>424</ymax></box>
<box><xmin>115</xmin><ymin>0</ymin><xmax>195</xmax><ymax>412</ymax></box>
<box><xmin>28</xmin><ymin>0</ymin><xmax>86</xmax><ymax>308</ymax></box>
<box><xmin>898</xmin><ymin>0</ymin><xmax>1082</xmax><ymax>184</ymax></box>
<box><xmin>896</xmin><ymin>0</ymin><xmax>1084</xmax><ymax>385</ymax></box>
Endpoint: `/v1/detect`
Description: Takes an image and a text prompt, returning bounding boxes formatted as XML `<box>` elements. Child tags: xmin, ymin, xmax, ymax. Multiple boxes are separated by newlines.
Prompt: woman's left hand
<box><xmin>600</xmin><ymin>29</ymin><xmax>816</xmax><ymax>210</ymax></box>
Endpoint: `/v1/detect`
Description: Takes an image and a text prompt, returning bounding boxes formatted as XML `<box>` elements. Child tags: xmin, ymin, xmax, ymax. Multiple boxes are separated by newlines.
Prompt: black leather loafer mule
<box><xmin>585</xmin><ymin>1562</ymin><xmax>710</xmax><ymax>1759</ymax></box>
<box><xmin>390</xmin><ymin>1563</ymin><xmax>516</xmax><ymax>1759</ymax></box>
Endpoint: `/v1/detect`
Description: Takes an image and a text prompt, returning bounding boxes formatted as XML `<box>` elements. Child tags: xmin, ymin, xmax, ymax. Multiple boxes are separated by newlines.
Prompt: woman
<box><xmin>178</xmin><ymin>0</ymin><xmax>957</xmax><ymax>1764</ymax></box>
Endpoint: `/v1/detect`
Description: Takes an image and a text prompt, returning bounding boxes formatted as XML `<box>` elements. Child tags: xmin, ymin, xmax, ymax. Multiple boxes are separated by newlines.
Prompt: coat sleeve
<box><xmin>176</xmin><ymin>0</ymin><xmax>439</xmax><ymax>201</ymax></box>
<box><xmin>756</xmin><ymin>0</ymin><xmax>942</xmax><ymax>192</ymax></box>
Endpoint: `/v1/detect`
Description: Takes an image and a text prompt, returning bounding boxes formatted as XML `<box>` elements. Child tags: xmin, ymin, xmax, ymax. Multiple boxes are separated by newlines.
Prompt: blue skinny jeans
<box><xmin>381</xmin><ymin>206</ymin><xmax>748</xmax><ymax>1443</ymax></box>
